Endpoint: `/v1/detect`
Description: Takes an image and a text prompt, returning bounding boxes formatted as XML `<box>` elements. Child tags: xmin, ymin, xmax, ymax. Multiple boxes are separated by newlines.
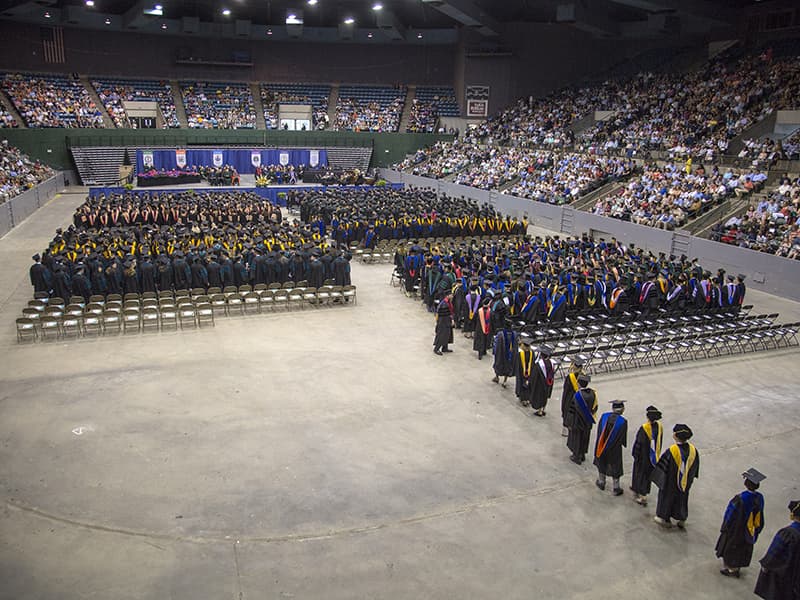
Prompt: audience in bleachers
<box><xmin>2</xmin><ymin>73</ymin><xmax>104</xmax><ymax>128</ymax></box>
<box><xmin>92</xmin><ymin>78</ymin><xmax>180</xmax><ymax>128</ymax></box>
<box><xmin>0</xmin><ymin>104</ymin><xmax>18</xmax><ymax>128</ymax></box>
<box><xmin>335</xmin><ymin>86</ymin><xmax>405</xmax><ymax>132</ymax></box>
<box><xmin>0</xmin><ymin>140</ymin><xmax>55</xmax><ymax>203</ymax></box>
<box><xmin>181</xmin><ymin>81</ymin><xmax>256</xmax><ymax>129</ymax></box>
<box><xmin>713</xmin><ymin>175</ymin><xmax>800</xmax><ymax>259</ymax></box>
<box><xmin>406</xmin><ymin>86</ymin><xmax>459</xmax><ymax>133</ymax></box>
<box><xmin>591</xmin><ymin>162</ymin><xmax>765</xmax><ymax>230</ymax></box>
<box><xmin>260</xmin><ymin>83</ymin><xmax>330</xmax><ymax>130</ymax></box>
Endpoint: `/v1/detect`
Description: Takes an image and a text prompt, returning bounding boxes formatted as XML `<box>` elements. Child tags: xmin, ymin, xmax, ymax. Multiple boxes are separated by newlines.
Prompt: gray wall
<box><xmin>0</xmin><ymin>22</ymin><xmax>455</xmax><ymax>85</ymax></box>
<box><xmin>381</xmin><ymin>169</ymin><xmax>800</xmax><ymax>303</ymax></box>
<box><xmin>0</xmin><ymin>173</ymin><xmax>66</xmax><ymax>239</ymax></box>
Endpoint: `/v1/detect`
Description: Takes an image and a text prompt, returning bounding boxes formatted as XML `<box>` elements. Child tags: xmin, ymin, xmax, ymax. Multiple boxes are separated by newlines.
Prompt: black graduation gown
<box><xmin>715</xmin><ymin>491</ymin><xmax>765</xmax><ymax>569</ymax></box>
<box><xmin>207</xmin><ymin>260</ymin><xmax>222</xmax><ymax>288</ymax></box>
<box><xmin>652</xmin><ymin>443</ymin><xmax>700</xmax><ymax>521</ymax></box>
<box><xmin>593</xmin><ymin>413</ymin><xmax>628</xmax><ymax>478</ymax></box>
<box><xmin>71</xmin><ymin>273</ymin><xmax>92</xmax><ymax>302</ymax></box>
<box><xmin>473</xmin><ymin>308</ymin><xmax>492</xmax><ymax>358</ymax></box>
<box><xmin>754</xmin><ymin>522</ymin><xmax>800</xmax><ymax>600</ymax></box>
<box><xmin>157</xmin><ymin>259</ymin><xmax>173</xmax><ymax>291</ymax></box>
<box><xmin>433</xmin><ymin>299</ymin><xmax>454</xmax><ymax>349</ymax></box>
<box><xmin>514</xmin><ymin>349</ymin><xmax>536</xmax><ymax>404</ymax></box>
<box><xmin>29</xmin><ymin>263</ymin><xmax>51</xmax><ymax>293</ymax></box>
<box><xmin>529</xmin><ymin>356</ymin><xmax>555</xmax><ymax>410</ymax></box>
<box><xmin>566</xmin><ymin>387</ymin><xmax>597</xmax><ymax>459</ymax></box>
<box><xmin>630</xmin><ymin>421</ymin><xmax>662</xmax><ymax>496</ymax></box>
<box><xmin>463</xmin><ymin>292</ymin><xmax>481</xmax><ymax>332</ymax></box>
<box><xmin>139</xmin><ymin>260</ymin><xmax>157</xmax><ymax>293</ymax></box>
<box><xmin>173</xmin><ymin>258</ymin><xmax>191</xmax><ymax>290</ymax></box>
<box><xmin>492</xmin><ymin>330</ymin><xmax>516</xmax><ymax>377</ymax></box>
<box><xmin>309</xmin><ymin>260</ymin><xmax>325</xmax><ymax>289</ymax></box>
<box><xmin>191</xmin><ymin>261</ymin><xmax>209</xmax><ymax>289</ymax></box>
<box><xmin>332</xmin><ymin>257</ymin><xmax>349</xmax><ymax>286</ymax></box>
<box><xmin>52</xmin><ymin>269</ymin><xmax>71</xmax><ymax>300</ymax></box>
<box><xmin>560</xmin><ymin>372</ymin><xmax>580</xmax><ymax>428</ymax></box>
<box><xmin>123</xmin><ymin>266</ymin><xmax>139</xmax><ymax>295</ymax></box>
<box><xmin>451</xmin><ymin>286</ymin><xmax>467</xmax><ymax>328</ymax></box>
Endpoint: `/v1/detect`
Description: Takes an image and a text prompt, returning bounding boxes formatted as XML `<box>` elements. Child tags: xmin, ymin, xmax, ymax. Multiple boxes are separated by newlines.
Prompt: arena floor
<box><xmin>1</xmin><ymin>189</ymin><xmax>799</xmax><ymax>600</ymax></box>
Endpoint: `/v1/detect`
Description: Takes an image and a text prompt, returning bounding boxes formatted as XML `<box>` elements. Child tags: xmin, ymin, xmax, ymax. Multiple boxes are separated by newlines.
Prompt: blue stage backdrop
<box><xmin>136</xmin><ymin>148</ymin><xmax>328</xmax><ymax>175</ymax></box>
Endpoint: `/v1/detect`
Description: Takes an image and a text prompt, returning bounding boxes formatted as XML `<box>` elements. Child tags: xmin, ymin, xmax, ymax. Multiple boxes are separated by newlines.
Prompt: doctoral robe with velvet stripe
<box><xmin>593</xmin><ymin>412</ymin><xmax>627</xmax><ymax>478</ymax></box>
<box><xmin>566</xmin><ymin>387</ymin><xmax>597</xmax><ymax>459</ymax></box>
<box><xmin>631</xmin><ymin>421</ymin><xmax>662</xmax><ymax>496</ymax></box>
<box><xmin>715</xmin><ymin>490</ymin><xmax>765</xmax><ymax>569</ymax></box>
<box><xmin>652</xmin><ymin>443</ymin><xmax>700</xmax><ymax>521</ymax></box>
<box><xmin>754</xmin><ymin>521</ymin><xmax>800</xmax><ymax>600</ymax></box>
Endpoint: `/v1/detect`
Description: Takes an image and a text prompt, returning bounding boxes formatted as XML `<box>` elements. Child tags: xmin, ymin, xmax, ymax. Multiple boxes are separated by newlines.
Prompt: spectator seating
<box><xmin>260</xmin><ymin>83</ymin><xmax>331</xmax><ymax>130</ymax></box>
<box><xmin>180</xmin><ymin>81</ymin><xmax>256</xmax><ymax>129</ymax></box>
<box><xmin>1</xmin><ymin>72</ymin><xmax>104</xmax><ymax>128</ymax></box>
<box><xmin>92</xmin><ymin>78</ymin><xmax>180</xmax><ymax>128</ymax></box>
<box><xmin>406</xmin><ymin>86</ymin><xmax>459</xmax><ymax>133</ymax></box>
<box><xmin>335</xmin><ymin>85</ymin><xmax>405</xmax><ymax>132</ymax></box>
<box><xmin>0</xmin><ymin>104</ymin><xmax>17</xmax><ymax>128</ymax></box>
<box><xmin>0</xmin><ymin>140</ymin><xmax>55</xmax><ymax>203</ymax></box>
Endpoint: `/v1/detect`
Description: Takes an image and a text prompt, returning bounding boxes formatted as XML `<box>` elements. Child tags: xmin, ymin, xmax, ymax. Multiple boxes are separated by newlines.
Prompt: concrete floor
<box><xmin>0</xmin><ymin>189</ymin><xmax>799</xmax><ymax>600</ymax></box>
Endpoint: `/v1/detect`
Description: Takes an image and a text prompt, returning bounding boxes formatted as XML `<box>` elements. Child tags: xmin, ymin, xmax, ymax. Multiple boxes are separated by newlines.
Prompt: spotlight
<box><xmin>307</xmin><ymin>0</ymin><xmax>317</xmax><ymax>5</ymax></box>
<box><xmin>372</xmin><ymin>2</ymin><xmax>383</xmax><ymax>10</ymax></box>
<box><xmin>222</xmin><ymin>8</ymin><xmax>231</xmax><ymax>16</ymax></box>
<box><xmin>85</xmin><ymin>0</ymin><xmax>94</xmax><ymax>6</ymax></box>
<box><xmin>154</xmin><ymin>3</ymin><xmax>162</xmax><ymax>9</ymax></box>
<box><xmin>44</xmin><ymin>11</ymin><xmax>51</xmax><ymax>18</ymax></box>
<box><xmin>161</xmin><ymin>22</ymin><xmax>167</xmax><ymax>29</ymax></box>
<box><xmin>343</xmin><ymin>16</ymin><xmax>354</xmax><ymax>24</ymax></box>
<box><xmin>417</xmin><ymin>33</ymin><xmax>423</xmax><ymax>39</ymax></box>
<box><xmin>367</xmin><ymin>31</ymin><xmax>373</xmax><ymax>38</ymax></box>
<box><xmin>266</xmin><ymin>28</ymin><xmax>273</xmax><ymax>35</ymax></box>
<box><xmin>105</xmin><ymin>18</ymin><xmax>111</xmax><ymax>24</ymax></box>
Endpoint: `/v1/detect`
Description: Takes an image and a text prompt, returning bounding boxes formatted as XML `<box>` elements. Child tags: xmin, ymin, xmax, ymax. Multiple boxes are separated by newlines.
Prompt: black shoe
<box><xmin>443</xmin><ymin>348</ymin><xmax>453</xmax><ymax>353</ymax></box>
<box><xmin>613</xmin><ymin>488</ymin><xmax>623</xmax><ymax>496</ymax></box>
<box><xmin>434</xmin><ymin>349</ymin><xmax>443</xmax><ymax>355</ymax></box>
<box><xmin>595</xmin><ymin>480</ymin><xmax>605</xmax><ymax>491</ymax></box>
<box><xmin>569</xmin><ymin>455</ymin><xmax>581</xmax><ymax>464</ymax></box>
<box><xmin>720</xmin><ymin>569</ymin><xmax>740</xmax><ymax>578</ymax></box>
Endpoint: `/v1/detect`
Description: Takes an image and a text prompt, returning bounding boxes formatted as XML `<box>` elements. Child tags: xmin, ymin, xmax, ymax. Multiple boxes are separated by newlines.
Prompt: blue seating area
<box><xmin>180</xmin><ymin>81</ymin><xmax>256</xmax><ymax>129</ymax></box>
<box><xmin>260</xmin><ymin>82</ymin><xmax>331</xmax><ymax>129</ymax></box>
<box><xmin>335</xmin><ymin>85</ymin><xmax>406</xmax><ymax>132</ymax></box>
<box><xmin>92</xmin><ymin>78</ymin><xmax>180</xmax><ymax>128</ymax></box>
<box><xmin>407</xmin><ymin>85</ymin><xmax>459</xmax><ymax>132</ymax></box>
<box><xmin>1</xmin><ymin>72</ymin><xmax>103</xmax><ymax>128</ymax></box>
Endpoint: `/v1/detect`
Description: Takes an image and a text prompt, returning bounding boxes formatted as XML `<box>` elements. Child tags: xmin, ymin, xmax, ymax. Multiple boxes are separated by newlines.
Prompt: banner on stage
<box><xmin>251</xmin><ymin>151</ymin><xmax>262</xmax><ymax>167</ymax></box>
<box><xmin>279</xmin><ymin>152</ymin><xmax>289</xmax><ymax>166</ymax></box>
<box><xmin>175</xmin><ymin>149</ymin><xmax>186</xmax><ymax>168</ymax></box>
<box><xmin>309</xmin><ymin>149</ymin><xmax>319</xmax><ymax>167</ymax></box>
<box><xmin>142</xmin><ymin>150</ymin><xmax>154</xmax><ymax>168</ymax></box>
<box><xmin>212</xmin><ymin>151</ymin><xmax>224</xmax><ymax>167</ymax></box>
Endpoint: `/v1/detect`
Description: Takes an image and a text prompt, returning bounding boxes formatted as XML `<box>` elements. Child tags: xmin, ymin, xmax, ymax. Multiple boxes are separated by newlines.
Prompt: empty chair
<box><xmin>227</xmin><ymin>293</ymin><xmax>245</xmax><ymax>316</ymax></box>
<box><xmin>106</xmin><ymin>294</ymin><xmax>122</xmax><ymax>303</ymax></box>
<box><xmin>287</xmin><ymin>287</ymin><xmax>304</xmax><ymax>309</ymax></box>
<box><xmin>196</xmin><ymin>303</ymin><xmax>215</xmax><ymax>327</ymax></box>
<box><xmin>179</xmin><ymin>305</ymin><xmax>197</xmax><ymax>328</ymax></box>
<box><xmin>122</xmin><ymin>309</ymin><xmax>141</xmax><ymax>334</ymax></box>
<box><xmin>101</xmin><ymin>310</ymin><xmax>121</xmax><ymax>334</ymax></box>
<box><xmin>69</xmin><ymin>295</ymin><xmax>86</xmax><ymax>307</ymax></box>
<box><xmin>83</xmin><ymin>313</ymin><xmax>102</xmax><ymax>336</ymax></box>
<box><xmin>160</xmin><ymin>306</ymin><xmax>178</xmax><ymax>330</ymax></box>
<box><xmin>141</xmin><ymin>307</ymin><xmax>160</xmax><ymax>331</ymax></box>
<box><xmin>34</xmin><ymin>291</ymin><xmax>50</xmax><ymax>302</ymax></box>
<box><xmin>222</xmin><ymin>286</ymin><xmax>238</xmax><ymax>299</ymax></box>
<box><xmin>39</xmin><ymin>316</ymin><xmax>61</xmax><ymax>340</ymax></box>
<box><xmin>61</xmin><ymin>313</ymin><xmax>83</xmax><ymax>337</ymax></box>
<box><xmin>329</xmin><ymin>286</ymin><xmax>344</xmax><ymax>303</ymax></box>
<box><xmin>272</xmin><ymin>289</ymin><xmax>289</xmax><ymax>310</ymax></box>
<box><xmin>16</xmin><ymin>318</ymin><xmax>38</xmax><ymax>342</ymax></box>
<box><xmin>209</xmin><ymin>294</ymin><xmax>227</xmax><ymax>317</ymax></box>
<box><xmin>303</xmin><ymin>287</ymin><xmax>318</xmax><ymax>306</ymax></box>
<box><xmin>141</xmin><ymin>291</ymin><xmax>157</xmax><ymax>301</ymax></box>
<box><xmin>259</xmin><ymin>289</ymin><xmax>275</xmax><ymax>311</ymax></box>
<box><xmin>253</xmin><ymin>283</ymin><xmax>267</xmax><ymax>295</ymax></box>
<box><xmin>142</xmin><ymin>298</ymin><xmax>159</xmax><ymax>309</ymax></box>
<box><xmin>191</xmin><ymin>288</ymin><xmax>206</xmax><ymax>298</ymax></box>
<box><xmin>123</xmin><ymin>293</ymin><xmax>140</xmax><ymax>303</ymax></box>
<box><xmin>267</xmin><ymin>283</ymin><xmax>282</xmax><ymax>290</ymax></box>
<box><xmin>342</xmin><ymin>285</ymin><xmax>357</xmax><ymax>305</ymax></box>
<box><xmin>22</xmin><ymin>307</ymin><xmax>42</xmax><ymax>327</ymax></box>
<box><xmin>48</xmin><ymin>297</ymin><xmax>66</xmax><ymax>310</ymax></box>
<box><xmin>27</xmin><ymin>299</ymin><xmax>46</xmax><ymax>312</ymax></box>
<box><xmin>85</xmin><ymin>302</ymin><xmax>104</xmax><ymax>316</ymax></box>
<box><xmin>243</xmin><ymin>292</ymin><xmax>260</xmax><ymax>314</ymax></box>
<box><xmin>158</xmin><ymin>290</ymin><xmax>175</xmax><ymax>300</ymax></box>
<box><xmin>316</xmin><ymin>286</ymin><xmax>332</xmax><ymax>306</ymax></box>
<box><xmin>88</xmin><ymin>294</ymin><xmax>106</xmax><ymax>306</ymax></box>
<box><xmin>239</xmin><ymin>284</ymin><xmax>253</xmax><ymax>294</ymax></box>
<box><xmin>207</xmin><ymin>286</ymin><xmax>223</xmax><ymax>296</ymax></box>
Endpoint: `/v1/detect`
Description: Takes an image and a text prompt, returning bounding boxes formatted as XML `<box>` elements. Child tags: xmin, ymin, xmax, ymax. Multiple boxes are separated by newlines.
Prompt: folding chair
<box><xmin>342</xmin><ymin>285</ymin><xmax>357</xmax><ymax>305</ymax></box>
<box><xmin>227</xmin><ymin>293</ymin><xmax>245</xmax><ymax>316</ymax></box>
<box><xmin>102</xmin><ymin>311</ymin><xmax>121</xmax><ymax>335</ymax></box>
<box><xmin>272</xmin><ymin>290</ymin><xmax>289</xmax><ymax>310</ymax></box>
<box><xmin>287</xmin><ymin>287</ymin><xmax>304</xmax><ymax>309</ymax></box>
<box><xmin>239</xmin><ymin>284</ymin><xmax>253</xmax><ymax>295</ymax></box>
<box><xmin>303</xmin><ymin>287</ymin><xmax>318</xmax><ymax>307</ymax></box>
<box><xmin>141</xmin><ymin>307</ymin><xmax>160</xmax><ymax>332</ymax></box>
<box><xmin>179</xmin><ymin>305</ymin><xmax>197</xmax><ymax>329</ymax></box>
<box><xmin>196</xmin><ymin>303</ymin><xmax>215</xmax><ymax>328</ymax></box>
<box><xmin>61</xmin><ymin>314</ymin><xmax>83</xmax><ymax>338</ymax></box>
<box><xmin>39</xmin><ymin>316</ymin><xmax>61</xmax><ymax>340</ymax></box>
<box><xmin>243</xmin><ymin>292</ymin><xmax>261</xmax><ymax>314</ymax></box>
<box><xmin>122</xmin><ymin>309</ymin><xmax>141</xmax><ymax>334</ymax></box>
<box><xmin>210</xmin><ymin>294</ymin><xmax>227</xmax><ymax>318</ymax></box>
<box><xmin>160</xmin><ymin>306</ymin><xmax>178</xmax><ymax>330</ymax></box>
<box><xmin>259</xmin><ymin>289</ymin><xmax>275</xmax><ymax>311</ymax></box>
<box><xmin>83</xmin><ymin>314</ymin><xmax>102</xmax><ymax>336</ymax></box>
<box><xmin>16</xmin><ymin>318</ymin><xmax>38</xmax><ymax>342</ymax></box>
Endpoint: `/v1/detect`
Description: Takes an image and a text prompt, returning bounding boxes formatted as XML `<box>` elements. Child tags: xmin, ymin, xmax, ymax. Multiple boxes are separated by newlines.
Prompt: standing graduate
<box><xmin>652</xmin><ymin>424</ymin><xmax>700</xmax><ymax>529</ymax></box>
<box><xmin>754</xmin><ymin>500</ymin><xmax>800</xmax><ymax>600</ymax></box>
<box><xmin>433</xmin><ymin>293</ymin><xmax>454</xmax><ymax>356</ymax></box>
<box><xmin>473</xmin><ymin>298</ymin><xmax>493</xmax><ymax>360</ymax></box>
<box><xmin>530</xmin><ymin>344</ymin><xmax>555</xmax><ymax>417</ymax></box>
<box><xmin>593</xmin><ymin>400</ymin><xmax>628</xmax><ymax>496</ymax></box>
<box><xmin>491</xmin><ymin>326</ymin><xmax>516</xmax><ymax>387</ymax></box>
<box><xmin>29</xmin><ymin>254</ymin><xmax>51</xmax><ymax>294</ymax></box>
<box><xmin>630</xmin><ymin>406</ymin><xmax>663</xmax><ymax>506</ymax></box>
<box><xmin>566</xmin><ymin>373</ymin><xmax>597</xmax><ymax>465</ymax></box>
<box><xmin>463</xmin><ymin>284</ymin><xmax>482</xmax><ymax>338</ymax></box>
<box><xmin>560</xmin><ymin>358</ymin><xmax>586</xmax><ymax>437</ymax></box>
<box><xmin>716</xmin><ymin>468</ymin><xmax>766</xmax><ymax>578</ymax></box>
<box><xmin>514</xmin><ymin>335</ymin><xmax>536</xmax><ymax>406</ymax></box>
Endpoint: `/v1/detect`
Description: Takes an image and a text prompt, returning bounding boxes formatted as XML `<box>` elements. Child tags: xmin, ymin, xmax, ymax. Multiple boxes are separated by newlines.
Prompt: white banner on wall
<box><xmin>251</xmin><ymin>151</ymin><xmax>262</xmax><ymax>167</ymax></box>
<box><xmin>142</xmin><ymin>150</ymin><xmax>154</xmax><ymax>168</ymax></box>
<box><xmin>175</xmin><ymin>149</ymin><xmax>186</xmax><ymax>168</ymax></box>
<box><xmin>212</xmin><ymin>151</ymin><xmax>224</xmax><ymax>167</ymax></box>
<box><xmin>309</xmin><ymin>149</ymin><xmax>319</xmax><ymax>167</ymax></box>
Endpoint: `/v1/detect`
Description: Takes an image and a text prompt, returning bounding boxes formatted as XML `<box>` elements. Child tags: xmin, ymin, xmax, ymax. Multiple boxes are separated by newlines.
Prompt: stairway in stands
<box><xmin>170</xmin><ymin>80</ymin><xmax>189</xmax><ymax>128</ymax></box>
<box><xmin>398</xmin><ymin>85</ymin><xmax>416</xmax><ymax>132</ymax></box>
<box><xmin>79</xmin><ymin>75</ymin><xmax>115</xmax><ymax>128</ymax></box>
<box><xmin>0</xmin><ymin>89</ymin><xmax>25</xmax><ymax>127</ymax></box>
<box><xmin>70</xmin><ymin>147</ymin><xmax>127</xmax><ymax>185</ymax></box>
<box><xmin>326</xmin><ymin>147</ymin><xmax>372</xmax><ymax>171</ymax></box>
<box><xmin>250</xmin><ymin>83</ymin><xmax>266</xmax><ymax>130</ymax></box>
<box><xmin>327</xmin><ymin>84</ymin><xmax>339</xmax><ymax>127</ymax></box>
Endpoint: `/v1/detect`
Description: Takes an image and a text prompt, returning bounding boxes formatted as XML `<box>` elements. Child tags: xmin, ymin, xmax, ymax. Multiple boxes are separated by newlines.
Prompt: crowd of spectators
<box><xmin>0</xmin><ymin>104</ymin><xmax>18</xmax><ymax>128</ymax></box>
<box><xmin>405</xmin><ymin>88</ymin><xmax>459</xmax><ymax>133</ymax></box>
<box><xmin>260</xmin><ymin>85</ymin><xmax>329</xmax><ymax>130</ymax></box>
<box><xmin>736</xmin><ymin>130</ymin><xmax>800</xmax><ymax>167</ymax></box>
<box><xmin>2</xmin><ymin>73</ymin><xmax>104</xmax><ymax>128</ymax></box>
<box><xmin>335</xmin><ymin>86</ymin><xmax>405</xmax><ymax>132</ymax></box>
<box><xmin>0</xmin><ymin>140</ymin><xmax>55</xmax><ymax>203</ymax></box>
<box><xmin>713</xmin><ymin>176</ymin><xmax>800</xmax><ymax>259</ymax></box>
<box><xmin>181</xmin><ymin>82</ymin><xmax>256</xmax><ymax>129</ymax></box>
<box><xmin>591</xmin><ymin>162</ymin><xmax>766</xmax><ymax>230</ymax></box>
<box><xmin>92</xmin><ymin>79</ymin><xmax>180</xmax><ymax>128</ymax></box>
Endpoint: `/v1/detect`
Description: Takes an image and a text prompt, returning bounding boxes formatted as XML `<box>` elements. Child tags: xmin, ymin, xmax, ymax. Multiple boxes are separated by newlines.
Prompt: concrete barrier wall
<box><xmin>0</xmin><ymin>173</ymin><xmax>65</xmax><ymax>239</ymax></box>
<box><xmin>382</xmin><ymin>168</ymin><xmax>800</xmax><ymax>302</ymax></box>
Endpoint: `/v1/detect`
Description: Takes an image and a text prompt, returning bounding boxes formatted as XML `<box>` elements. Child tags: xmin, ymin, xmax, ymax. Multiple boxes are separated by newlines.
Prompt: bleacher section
<box><xmin>325</xmin><ymin>147</ymin><xmax>373</xmax><ymax>171</ymax></box>
<box><xmin>92</xmin><ymin>78</ymin><xmax>180</xmax><ymax>128</ymax></box>
<box><xmin>70</xmin><ymin>146</ymin><xmax>126</xmax><ymax>185</ymax></box>
<box><xmin>0</xmin><ymin>103</ymin><xmax>16</xmax><ymax>128</ymax></box>
<box><xmin>406</xmin><ymin>86</ymin><xmax>459</xmax><ymax>133</ymax></box>
<box><xmin>260</xmin><ymin>83</ymin><xmax>331</xmax><ymax>130</ymax></box>
<box><xmin>1</xmin><ymin>72</ymin><xmax>104</xmax><ymax>128</ymax></box>
<box><xmin>180</xmin><ymin>81</ymin><xmax>256</xmax><ymax>129</ymax></box>
<box><xmin>335</xmin><ymin>85</ymin><xmax>406</xmax><ymax>132</ymax></box>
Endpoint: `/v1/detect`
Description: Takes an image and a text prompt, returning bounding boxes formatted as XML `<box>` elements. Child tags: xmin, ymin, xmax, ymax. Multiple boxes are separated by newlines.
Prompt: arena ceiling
<box><xmin>0</xmin><ymin>0</ymin><xmax>789</xmax><ymax>40</ymax></box>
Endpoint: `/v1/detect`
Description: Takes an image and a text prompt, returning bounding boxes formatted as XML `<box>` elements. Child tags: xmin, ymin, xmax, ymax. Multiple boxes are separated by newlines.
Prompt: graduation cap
<box><xmin>519</xmin><ymin>334</ymin><xmax>533</xmax><ymax>346</ymax></box>
<box><xmin>646</xmin><ymin>405</ymin><xmax>662</xmax><ymax>420</ymax></box>
<box><xmin>32</xmin><ymin>254</ymin><xmax>40</xmax><ymax>261</ymax></box>
<box><xmin>577</xmin><ymin>373</ymin><xmax>591</xmax><ymax>386</ymax></box>
<box><xmin>573</xmin><ymin>357</ymin><xmax>585</xmax><ymax>368</ymax></box>
<box><xmin>610</xmin><ymin>400</ymin><xmax>626</xmax><ymax>411</ymax></box>
<box><xmin>737</xmin><ymin>274</ymin><xmax>746</xmax><ymax>281</ymax></box>
<box><xmin>789</xmin><ymin>500</ymin><xmax>800</xmax><ymax>518</ymax></box>
<box><xmin>742</xmin><ymin>468</ymin><xmax>766</xmax><ymax>485</ymax></box>
<box><xmin>673</xmin><ymin>423</ymin><xmax>693</xmax><ymax>441</ymax></box>
<box><xmin>538</xmin><ymin>344</ymin><xmax>553</xmax><ymax>356</ymax></box>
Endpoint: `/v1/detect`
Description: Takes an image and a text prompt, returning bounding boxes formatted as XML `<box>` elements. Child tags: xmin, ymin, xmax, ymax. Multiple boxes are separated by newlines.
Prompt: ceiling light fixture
<box><xmin>266</xmin><ymin>28</ymin><xmax>273</xmax><ymax>35</ymax></box>
<box><xmin>222</xmin><ymin>8</ymin><xmax>231</xmax><ymax>16</ymax></box>
<box><xmin>372</xmin><ymin>2</ymin><xmax>383</xmax><ymax>10</ymax></box>
<box><xmin>85</xmin><ymin>0</ymin><xmax>94</xmax><ymax>6</ymax></box>
<box><xmin>343</xmin><ymin>16</ymin><xmax>354</xmax><ymax>24</ymax></box>
<box><xmin>307</xmin><ymin>0</ymin><xmax>317</xmax><ymax>5</ymax></box>
<box><xmin>105</xmin><ymin>18</ymin><xmax>111</xmax><ymax>24</ymax></box>
<box><xmin>154</xmin><ymin>3</ymin><xmax>162</xmax><ymax>9</ymax></box>
<box><xmin>161</xmin><ymin>22</ymin><xmax>167</xmax><ymax>29</ymax></box>
<box><xmin>44</xmin><ymin>11</ymin><xmax>51</xmax><ymax>18</ymax></box>
<box><xmin>417</xmin><ymin>33</ymin><xmax>423</xmax><ymax>38</ymax></box>
<box><xmin>367</xmin><ymin>31</ymin><xmax>373</xmax><ymax>38</ymax></box>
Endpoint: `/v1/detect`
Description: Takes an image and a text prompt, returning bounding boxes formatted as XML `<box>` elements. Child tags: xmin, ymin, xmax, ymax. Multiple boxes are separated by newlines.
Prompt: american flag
<box><xmin>41</xmin><ymin>27</ymin><xmax>65</xmax><ymax>64</ymax></box>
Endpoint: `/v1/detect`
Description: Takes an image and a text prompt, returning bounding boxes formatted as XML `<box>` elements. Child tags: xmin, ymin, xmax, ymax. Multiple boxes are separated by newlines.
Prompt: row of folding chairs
<box><xmin>545</xmin><ymin>320</ymin><xmax>799</xmax><ymax>378</ymax></box>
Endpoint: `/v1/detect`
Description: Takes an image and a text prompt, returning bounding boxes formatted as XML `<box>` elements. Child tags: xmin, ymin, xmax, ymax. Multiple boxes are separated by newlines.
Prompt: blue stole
<box><xmin>548</xmin><ymin>293</ymin><xmax>566</xmax><ymax>317</ymax></box>
<box><xmin>596</xmin><ymin>413</ymin><xmax>626</xmax><ymax>457</ymax></box>
<box><xmin>521</xmin><ymin>294</ymin><xmax>538</xmax><ymax>315</ymax></box>
<box><xmin>502</xmin><ymin>329</ymin><xmax>514</xmax><ymax>362</ymax></box>
<box><xmin>574</xmin><ymin>389</ymin><xmax>595</xmax><ymax>425</ymax></box>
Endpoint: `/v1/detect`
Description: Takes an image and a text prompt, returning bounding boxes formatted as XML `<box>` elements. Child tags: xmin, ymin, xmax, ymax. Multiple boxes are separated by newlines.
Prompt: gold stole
<box><xmin>669</xmin><ymin>443</ymin><xmax>697</xmax><ymax>491</ymax></box>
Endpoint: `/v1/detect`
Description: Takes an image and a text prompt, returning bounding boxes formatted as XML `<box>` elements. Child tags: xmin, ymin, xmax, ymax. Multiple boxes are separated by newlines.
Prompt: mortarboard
<box><xmin>789</xmin><ymin>500</ymin><xmax>800</xmax><ymax>517</ymax></box>
<box><xmin>742</xmin><ymin>468</ymin><xmax>766</xmax><ymax>484</ymax></box>
<box><xmin>646</xmin><ymin>405</ymin><xmax>662</xmax><ymax>420</ymax></box>
<box><xmin>577</xmin><ymin>373</ymin><xmax>591</xmax><ymax>386</ymax></box>
<box><xmin>538</xmin><ymin>344</ymin><xmax>553</xmax><ymax>356</ymax></box>
<box><xmin>673</xmin><ymin>424</ymin><xmax>693</xmax><ymax>441</ymax></box>
<box><xmin>610</xmin><ymin>400</ymin><xmax>626</xmax><ymax>410</ymax></box>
